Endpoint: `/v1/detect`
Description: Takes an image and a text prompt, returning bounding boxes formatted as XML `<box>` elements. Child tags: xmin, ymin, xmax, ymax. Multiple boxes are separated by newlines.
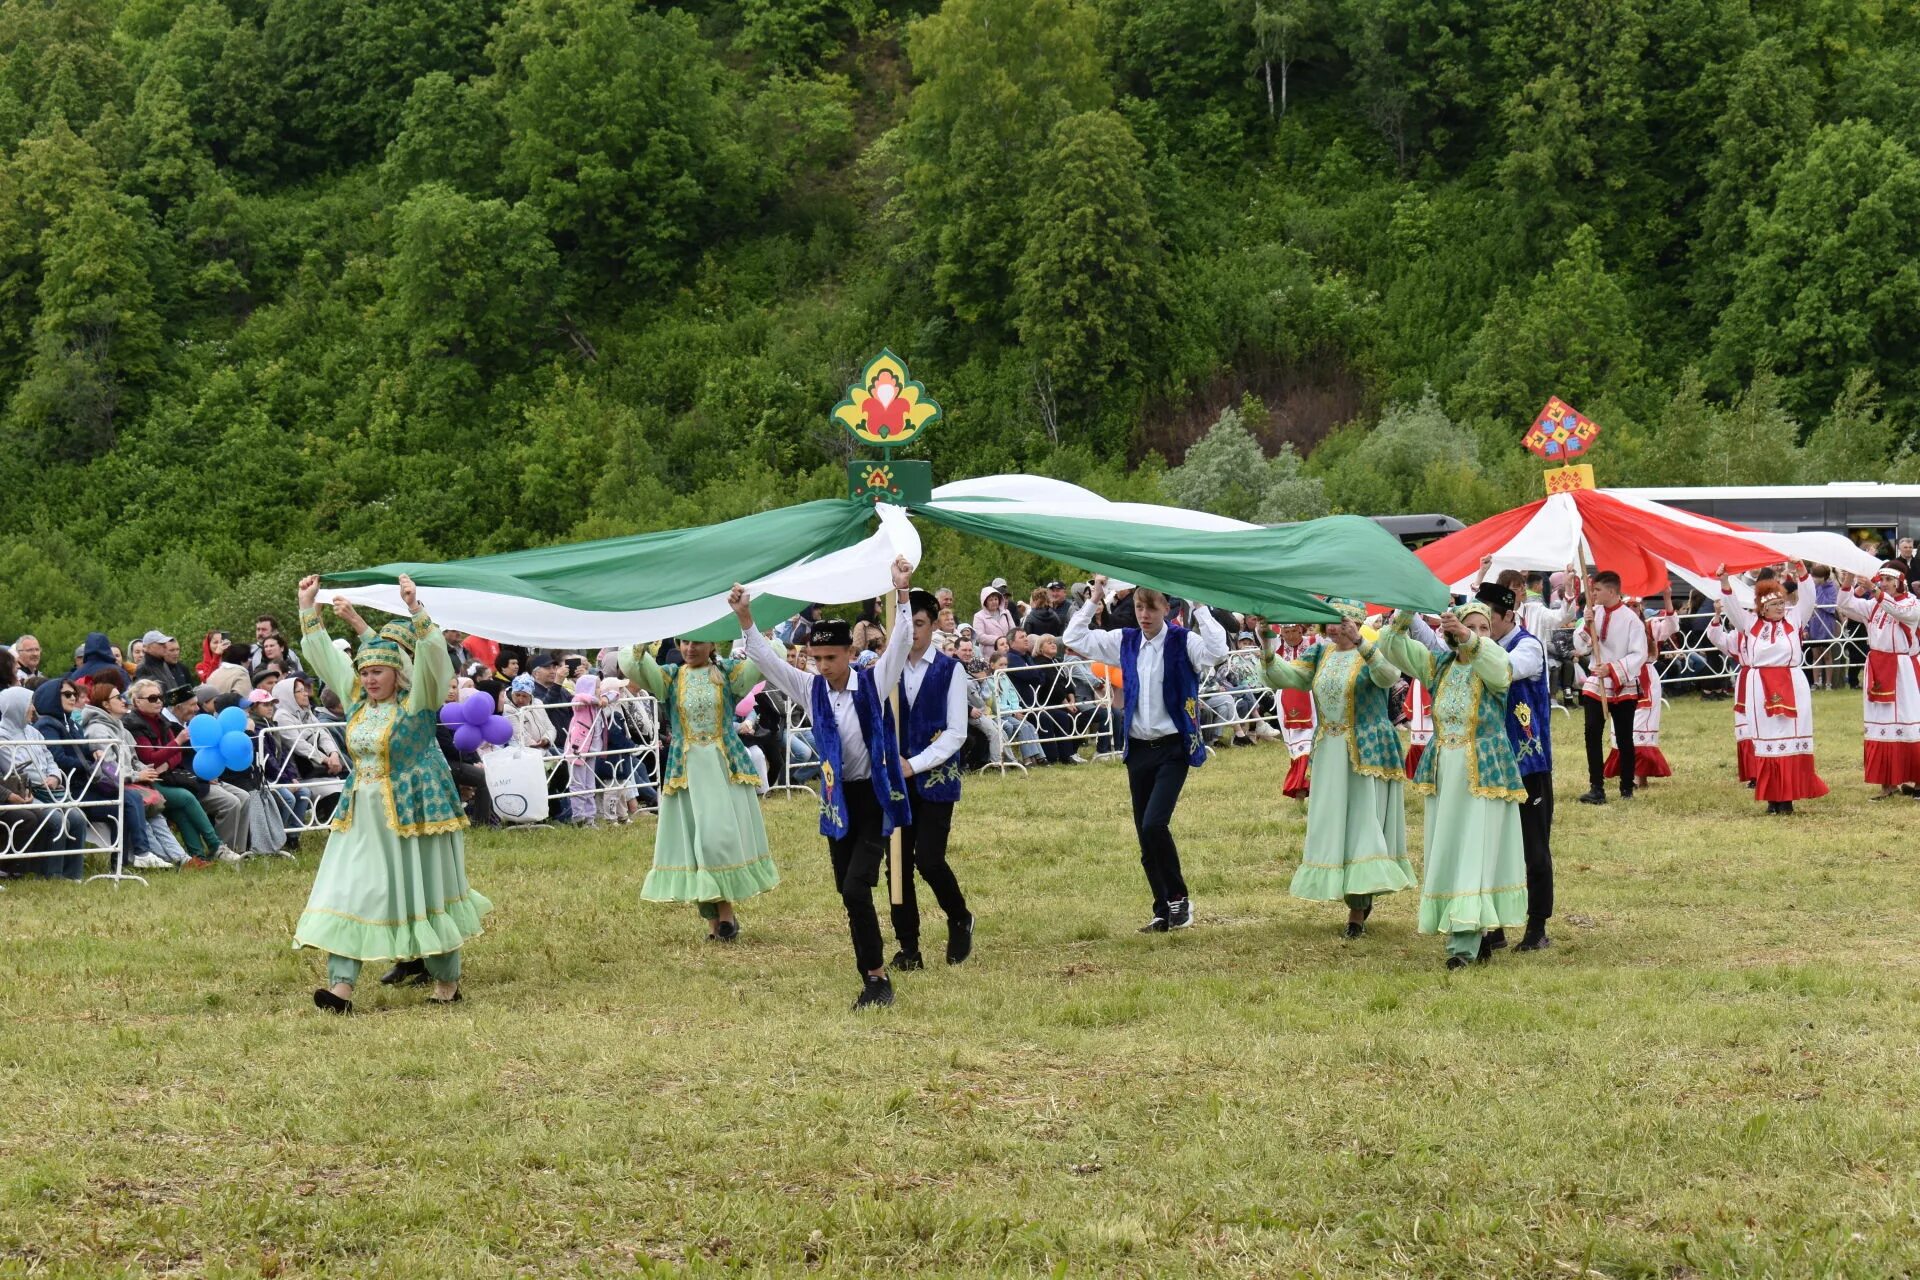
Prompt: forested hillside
<box><xmin>4</xmin><ymin>0</ymin><xmax>1918</xmax><ymax>657</ymax></box>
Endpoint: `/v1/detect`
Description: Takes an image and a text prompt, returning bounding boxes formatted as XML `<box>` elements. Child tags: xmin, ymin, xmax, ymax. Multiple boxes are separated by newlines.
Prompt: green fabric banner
<box><xmin>910</xmin><ymin>507</ymin><xmax>1451</xmax><ymax>620</ymax></box>
<box><xmin>324</xmin><ymin>500</ymin><xmax>872</xmax><ymax>610</ymax></box>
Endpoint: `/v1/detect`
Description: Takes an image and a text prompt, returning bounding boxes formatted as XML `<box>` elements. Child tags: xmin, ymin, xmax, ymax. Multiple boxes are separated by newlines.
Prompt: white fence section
<box><xmin>0</xmin><ymin>735</ymin><xmax>134</xmax><ymax>886</ymax></box>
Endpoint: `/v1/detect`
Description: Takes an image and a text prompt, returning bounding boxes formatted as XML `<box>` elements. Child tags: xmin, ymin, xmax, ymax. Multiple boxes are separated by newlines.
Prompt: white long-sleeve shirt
<box><xmin>1576</xmin><ymin>602</ymin><xmax>1650</xmax><ymax>700</ymax></box>
<box><xmin>1064</xmin><ymin>599</ymin><xmax>1229</xmax><ymax>741</ymax></box>
<box><xmin>744</xmin><ymin>602</ymin><xmax>912</xmax><ymax>782</ymax></box>
<box><xmin>901</xmin><ymin>646</ymin><xmax>968</xmax><ymax>776</ymax></box>
<box><xmin>1504</xmin><ymin>630</ymin><xmax>1545</xmax><ymax>682</ymax></box>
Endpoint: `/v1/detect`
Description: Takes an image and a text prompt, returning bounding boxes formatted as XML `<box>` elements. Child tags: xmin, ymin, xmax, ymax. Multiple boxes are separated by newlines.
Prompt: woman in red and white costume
<box><xmin>1596</xmin><ymin>594</ymin><xmax>1679</xmax><ymax>784</ymax></box>
<box><xmin>1709</xmin><ymin>565</ymin><xmax>1828</xmax><ymax>814</ymax></box>
<box><xmin>1270</xmin><ymin>622</ymin><xmax>1318</xmax><ymax>800</ymax></box>
<box><xmin>1834</xmin><ymin>560</ymin><xmax>1920</xmax><ymax>799</ymax></box>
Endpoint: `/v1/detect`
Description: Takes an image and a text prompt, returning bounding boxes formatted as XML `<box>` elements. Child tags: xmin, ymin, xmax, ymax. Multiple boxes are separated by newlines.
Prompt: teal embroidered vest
<box><xmin>1301</xmin><ymin>644</ymin><xmax>1404</xmax><ymax>778</ymax></box>
<box><xmin>1409</xmin><ymin>650</ymin><xmax>1526</xmax><ymax>803</ymax></box>
<box><xmin>333</xmin><ymin>697</ymin><xmax>469</xmax><ymax>839</ymax></box>
<box><xmin>657</xmin><ymin>659</ymin><xmax>762</xmax><ymax>794</ymax></box>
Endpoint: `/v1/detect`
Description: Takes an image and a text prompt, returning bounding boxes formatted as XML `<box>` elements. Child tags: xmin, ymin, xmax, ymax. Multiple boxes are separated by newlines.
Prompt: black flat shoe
<box><xmin>1445</xmin><ymin>956</ymin><xmax>1471</xmax><ymax>971</ymax></box>
<box><xmin>1577</xmin><ymin>788</ymin><xmax>1607</xmax><ymax>805</ymax></box>
<box><xmin>313</xmin><ymin>988</ymin><xmax>352</xmax><ymax>1015</ymax></box>
<box><xmin>379</xmin><ymin>959</ymin><xmax>429</xmax><ymax>986</ymax></box>
<box><xmin>715</xmin><ymin>919</ymin><xmax>739</xmax><ymax>942</ymax></box>
<box><xmin>1343</xmin><ymin>920</ymin><xmax>1365</xmax><ymax>939</ymax></box>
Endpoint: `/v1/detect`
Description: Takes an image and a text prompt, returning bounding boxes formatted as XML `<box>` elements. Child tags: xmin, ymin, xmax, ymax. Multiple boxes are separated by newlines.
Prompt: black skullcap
<box><xmin>1474</xmin><ymin>581</ymin><xmax>1517</xmax><ymax>614</ymax></box>
<box><xmin>809</xmin><ymin>619</ymin><xmax>853</xmax><ymax>648</ymax></box>
<box><xmin>908</xmin><ymin>589</ymin><xmax>941</xmax><ymax>621</ymax></box>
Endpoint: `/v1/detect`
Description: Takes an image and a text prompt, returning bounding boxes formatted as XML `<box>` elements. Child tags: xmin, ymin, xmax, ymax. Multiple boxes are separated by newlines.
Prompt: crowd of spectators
<box><xmin>8</xmin><ymin>539</ymin><xmax>1904</xmax><ymax>885</ymax></box>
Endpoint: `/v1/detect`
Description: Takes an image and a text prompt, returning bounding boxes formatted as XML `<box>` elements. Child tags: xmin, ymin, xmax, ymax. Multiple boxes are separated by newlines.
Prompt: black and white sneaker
<box><xmin>1138</xmin><ymin>916</ymin><xmax>1169</xmax><ymax>934</ymax></box>
<box><xmin>853</xmin><ymin>974</ymin><xmax>895</xmax><ymax>1010</ymax></box>
<box><xmin>1167</xmin><ymin>898</ymin><xmax>1194</xmax><ymax>930</ymax></box>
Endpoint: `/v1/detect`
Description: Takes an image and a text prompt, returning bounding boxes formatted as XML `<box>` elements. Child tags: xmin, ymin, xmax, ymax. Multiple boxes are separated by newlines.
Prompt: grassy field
<box><xmin>4</xmin><ymin>691</ymin><xmax>1918</xmax><ymax>1278</ymax></box>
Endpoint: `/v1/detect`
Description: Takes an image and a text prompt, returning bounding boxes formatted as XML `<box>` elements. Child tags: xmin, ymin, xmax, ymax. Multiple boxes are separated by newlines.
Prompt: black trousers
<box><xmin>889</xmin><ymin>796</ymin><xmax>970</xmax><ymax>951</ymax></box>
<box><xmin>1126</xmin><ymin>736</ymin><xmax>1191</xmax><ymax>918</ymax></box>
<box><xmin>1518</xmin><ymin>769</ymin><xmax>1554</xmax><ymax>923</ymax></box>
<box><xmin>1584</xmin><ymin>696</ymin><xmax>1637</xmax><ymax>793</ymax></box>
<box><xmin>827</xmin><ymin>784</ymin><xmax>888</xmax><ymax>976</ymax></box>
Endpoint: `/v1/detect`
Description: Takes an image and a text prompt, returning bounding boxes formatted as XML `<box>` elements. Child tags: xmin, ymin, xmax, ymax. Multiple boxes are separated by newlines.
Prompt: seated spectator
<box><xmin>973</xmin><ymin>587</ymin><xmax>1016</xmax><ymax>647</ymax></box>
<box><xmin>125</xmin><ymin>681</ymin><xmax>238</xmax><ymax>863</ymax></box>
<box><xmin>315</xmin><ymin>687</ymin><xmax>349</xmax><ymax>754</ymax></box>
<box><xmin>132</xmin><ymin>631</ymin><xmax>192</xmax><ymax>693</ymax></box>
<box><xmin>0</xmin><ymin>686</ymin><xmax>87</xmax><ymax>879</ymax></box>
<box><xmin>80</xmin><ymin>682</ymin><xmax>186</xmax><ymax>868</ymax></box>
<box><xmin>11</xmin><ymin>634</ymin><xmax>42</xmax><ymax>684</ymax></box>
<box><xmin>208</xmin><ymin>692</ymin><xmax>288</xmax><ymax>855</ymax></box>
<box><xmin>936</xmin><ymin>606</ymin><xmax>959</xmax><ymax>635</ymax></box>
<box><xmin>206</xmin><ymin>644</ymin><xmax>254</xmax><ymax>698</ymax></box>
<box><xmin>986</xmin><ymin>655</ymin><xmax>1047</xmax><ymax>765</ymax></box>
<box><xmin>248</xmin><ymin>688</ymin><xmax>310</xmax><ymax>838</ymax></box>
<box><xmin>1025</xmin><ymin>583</ymin><xmax>1068</xmax><ymax>638</ymax></box>
<box><xmin>251</xmin><ymin>632</ymin><xmax>303</xmax><ymax>677</ymax></box>
<box><xmin>195</xmin><ymin>631</ymin><xmax>229</xmax><ymax>683</ymax></box>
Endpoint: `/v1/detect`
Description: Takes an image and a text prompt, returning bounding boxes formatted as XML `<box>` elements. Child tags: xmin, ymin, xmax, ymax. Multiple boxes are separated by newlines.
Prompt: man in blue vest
<box><xmin>1479</xmin><ymin>580</ymin><xmax>1554</xmax><ymax>953</ymax></box>
<box><xmin>1065</xmin><ymin>581</ymin><xmax>1230</xmax><ymax>932</ymax></box>
<box><xmin>736</xmin><ymin>556</ymin><xmax>916</xmax><ymax>1009</ymax></box>
<box><xmin>886</xmin><ymin>589</ymin><xmax>975</xmax><ymax>971</ymax></box>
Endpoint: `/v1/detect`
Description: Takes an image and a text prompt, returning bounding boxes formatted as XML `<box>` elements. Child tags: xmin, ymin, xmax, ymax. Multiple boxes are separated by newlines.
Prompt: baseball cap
<box><xmin>140</xmin><ymin>629</ymin><xmax>174</xmax><ymax>646</ymax></box>
<box><xmin>246</xmin><ymin>688</ymin><xmax>274</xmax><ymax>704</ymax></box>
<box><xmin>1046</xmin><ymin>580</ymin><xmax>1065</xmax><ymax>590</ymax></box>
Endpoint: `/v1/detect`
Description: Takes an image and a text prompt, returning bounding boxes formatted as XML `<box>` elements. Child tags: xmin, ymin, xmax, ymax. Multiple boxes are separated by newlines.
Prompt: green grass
<box><xmin>4</xmin><ymin>692</ymin><xmax>1919</xmax><ymax>1278</ymax></box>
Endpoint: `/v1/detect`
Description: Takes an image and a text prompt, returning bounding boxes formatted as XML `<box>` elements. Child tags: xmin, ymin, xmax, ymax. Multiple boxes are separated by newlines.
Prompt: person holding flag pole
<box><xmin>735</xmin><ymin>556</ymin><xmax>916</xmax><ymax>1010</ymax></box>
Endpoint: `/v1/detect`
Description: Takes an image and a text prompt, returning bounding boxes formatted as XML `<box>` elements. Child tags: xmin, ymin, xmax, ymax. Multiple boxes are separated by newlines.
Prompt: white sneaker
<box><xmin>131</xmin><ymin>853</ymin><xmax>171</xmax><ymax>870</ymax></box>
<box><xmin>216</xmin><ymin>847</ymin><xmax>245</xmax><ymax>863</ymax></box>
<box><xmin>1252</xmin><ymin>723</ymin><xmax>1281</xmax><ymax>740</ymax></box>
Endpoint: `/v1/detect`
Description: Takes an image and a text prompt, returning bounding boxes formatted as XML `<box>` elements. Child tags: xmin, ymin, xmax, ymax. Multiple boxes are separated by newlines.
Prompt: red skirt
<box><xmin>1753</xmin><ymin>753</ymin><xmax>1829</xmax><ymax>803</ymax></box>
<box><xmin>1604</xmin><ymin>746</ymin><xmax>1672</xmax><ymax>780</ymax></box>
<box><xmin>1404</xmin><ymin>743</ymin><xmax>1425</xmax><ymax>779</ymax></box>
<box><xmin>1282</xmin><ymin>754</ymin><xmax>1311</xmax><ymax>800</ymax></box>
<box><xmin>1864</xmin><ymin>739</ymin><xmax>1920</xmax><ymax>787</ymax></box>
<box><xmin>1736</xmin><ymin>739</ymin><xmax>1755</xmax><ymax>783</ymax></box>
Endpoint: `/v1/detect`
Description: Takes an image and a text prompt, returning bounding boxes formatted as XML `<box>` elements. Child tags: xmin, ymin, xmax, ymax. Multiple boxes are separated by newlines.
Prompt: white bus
<box><xmin>1609</xmin><ymin>483</ymin><xmax>1920</xmax><ymax>547</ymax></box>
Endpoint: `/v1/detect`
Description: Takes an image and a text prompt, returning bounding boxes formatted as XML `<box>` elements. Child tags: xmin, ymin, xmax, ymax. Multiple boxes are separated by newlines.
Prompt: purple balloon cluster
<box><xmin>440</xmin><ymin>690</ymin><xmax>514</xmax><ymax>753</ymax></box>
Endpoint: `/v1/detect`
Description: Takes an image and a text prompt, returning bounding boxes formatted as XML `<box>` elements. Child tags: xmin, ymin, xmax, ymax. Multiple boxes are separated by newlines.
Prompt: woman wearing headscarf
<box><xmin>272</xmin><ymin>674</ymin><xmax>346</xmax><ymax>817</ymax></box>
<box><xmin>292</xmin><ymin>574</ymin><xmax>491</xmax><ymax>1013</ymax></box>
<box><xmin>621</xmin><ymin>635</ymin><xmax>781</xmax><ymax>940</ymax></box>
<box><xmin>77</xmin><ymin>681</ymin><xmax>184</xmax><ymax>868</ymax></box>
<box><xmin>972</xmin><ymin>586</ymin><xmax>1016</xmax><ymax>648</ymax></box>
<box><xmin>195</xmin><ymin>631</ymin><xmax>229</xmax><ymax>683</ymax></box>
<box><xmin>1711</xmin><ymin>565</ymin><xmax>1828</xmax><ymax>814</ymax></box>
<box><xmin>0</xmin><ymin>687</ymin><xmax>89</xmax><ymax>879</ymax></box>
<box><xmin>562</xmin><ymin>673</ymin><xmax>614</xmax><ymax>824</ymax></box>
<box><xmin>1835</xmin><ymin>560</ymin><xmax>1920</xmax><ymax>798</ymax></box>
<box><xmin>1258</xmin><ymin>600</ymin><xmax>1413</xmax><ymax>939</ymax></box>
<box><xmin>1375</xmin><ymin>601</ymin><xmax>1528</xmax><ymax>970</ymax></box>
<box><xmin>34</xmin><ymin>676</ymin><xmax>160</xmax><ymax>872</ymax></box>
<box><xmin>125</xmin><ymin>679</ymin><xmax>232</xmax><ymax>864</ymax></box>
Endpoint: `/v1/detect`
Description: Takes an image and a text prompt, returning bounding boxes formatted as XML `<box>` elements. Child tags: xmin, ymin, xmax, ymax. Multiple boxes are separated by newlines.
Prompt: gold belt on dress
<box><xmin>1435</xmin><ymin>731</ymin><xmax>1471</xmax><ymax>750</ymax></box>
<box><xmin>1320</xmin><ymin>721</ymin><xmax>1350</xmax><ymax>736</ymax></box>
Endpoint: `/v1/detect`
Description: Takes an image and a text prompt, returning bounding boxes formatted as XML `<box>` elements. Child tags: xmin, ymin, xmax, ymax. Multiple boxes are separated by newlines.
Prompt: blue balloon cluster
<box><xmin>188</xmin><ymin>706</ymin><xmax>254</xmax><ymax>780</ymax></box>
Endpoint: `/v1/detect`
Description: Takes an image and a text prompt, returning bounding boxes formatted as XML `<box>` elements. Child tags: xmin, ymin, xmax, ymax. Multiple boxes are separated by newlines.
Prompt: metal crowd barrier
<box><xmin>0</xmin><ymin>736</ymin><xmax>134</xmax><ymax>886</ymax></box>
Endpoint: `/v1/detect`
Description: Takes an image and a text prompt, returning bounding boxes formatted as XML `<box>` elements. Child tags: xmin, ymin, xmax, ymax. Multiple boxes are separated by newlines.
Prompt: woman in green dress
<box><xmin>1258</xmin><ymin>601</ymin><xmax>1413</xmax><ymax>938</ymax></box>
<box><xmin>294</xmin><ymin>573</ymin><xmax>492</xmax><ymax>1012</ymax></box>
<box><xmin>1374</xmin><ymin>601</ymin><xmax>1528</xmax><ymax>970</ymax></box>
<box><xmin>621</xmin><ymin>637</ymin><xmax>781</xmax><ymax>940</ymax></box>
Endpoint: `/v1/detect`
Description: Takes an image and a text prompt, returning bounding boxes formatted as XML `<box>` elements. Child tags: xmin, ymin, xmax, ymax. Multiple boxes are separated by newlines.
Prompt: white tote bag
<box><xmin>484</xmin><ymin>746</ymin><xmax>549</xmax><ymax>824</ymax></box>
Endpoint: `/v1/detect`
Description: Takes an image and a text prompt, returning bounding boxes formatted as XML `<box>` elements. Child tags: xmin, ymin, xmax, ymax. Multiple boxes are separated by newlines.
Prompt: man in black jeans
<box><xmin>1065</xmin><ymin>584</ymin><xmax>1229</xmax><ymax>932</ymax></box>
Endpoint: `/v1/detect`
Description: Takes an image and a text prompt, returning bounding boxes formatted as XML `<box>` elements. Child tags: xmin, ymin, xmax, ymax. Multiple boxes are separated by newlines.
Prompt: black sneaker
<box><xmin>1167</xmin><ymin>898</ymin><xmax>1194</xmax><ymax>930</ymax></box>
<box><xmin>1577</xmin><ymin>788</ymin><xmax>1607</xmax><ymax>805</ymax></box>
<box><xmin>1139</xmin><ymin>916</ymin><xmax>1169</xmax><ymax>934</ymax></box>
<box><xmin>853</xmin><ymin>974</ymin><xmax>894</xmax><ymax>1010</ymax></box>
<box><xmin>1478</xmin><ymin>929</ymin><xmax>1507</xmax><ymax>962</ymax></box>
<box><xmin>946</xmin><ymin>914</ymin><xmax>974</xmax><ymax>966</ymax></box>
<box><xmin>890</xmin><ymin>949</ymin><xmax>925</xmax><ymax>971</ymax></box>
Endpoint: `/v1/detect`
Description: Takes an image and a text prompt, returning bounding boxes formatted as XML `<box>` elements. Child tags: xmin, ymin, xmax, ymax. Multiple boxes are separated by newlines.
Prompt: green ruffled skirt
<box><xmin>1416</xmin><ymin>746</ymin><xmax>1527</xmax><ymax>935</ymax></box>
<box><xmin>1289</xmin><ymin>736</ymin><xmax>1415</xmax><ymax>901</ymax></box>
<box><xmin>642</xmin><ymin>744</ymin><xmax>780</xmax><ymax>905</ymax></box>
<box><xmin>293</xmin><ymin>819</ymin><xmax>491</xmax><ymax>962</ymax></box>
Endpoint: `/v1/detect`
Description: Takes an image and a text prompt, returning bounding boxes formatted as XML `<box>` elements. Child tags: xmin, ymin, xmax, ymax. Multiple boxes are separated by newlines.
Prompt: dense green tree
<box><xmin>492</xmin><ymin>0</ymin><xmax>751</xmax><ymax>286</ymax></box>
<box><xmin>1710</xmin><ymin>119</ymin><xmax>1920</xmax><ymax>421</ymax></box>
<box><xmin>1799</xmin><ymin>370</ymin><xmax>1893</xmax><ymax>483</ymax></box>
<box><xmin>8</xmin><ymin>190</ymin><xmax>164</xmax><ymax>460</ymax></box>
<box><xmin>379</xmin><ymin>70</ymin><xmax>504</xmax><ymax>196</ymax></box>
<box><xmin>896</xmin><ymin>0</ymin><xmax>1108</xmax><ymax>327</ymax></box>
<box><xmin>1012</xmin><ymin>110</ymin><xmax>1167</xmax><ymax>426</ymax></box>
<box><xmin>1163</xmin><ymin>400</ymin><xmax>1328</xmax><ymax>523</ymax></box>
